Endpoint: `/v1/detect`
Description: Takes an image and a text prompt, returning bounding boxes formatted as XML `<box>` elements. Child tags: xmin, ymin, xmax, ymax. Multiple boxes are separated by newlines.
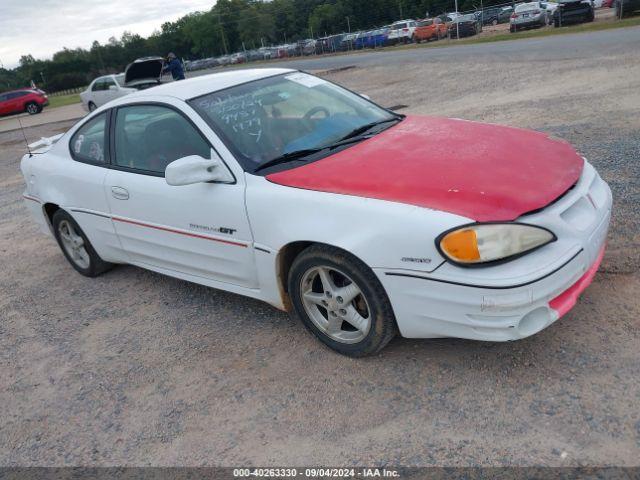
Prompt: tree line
<box><xmin>0</xmin><ymin>0</ymin><xmax>506</xmax><ymax>93</ymax></box>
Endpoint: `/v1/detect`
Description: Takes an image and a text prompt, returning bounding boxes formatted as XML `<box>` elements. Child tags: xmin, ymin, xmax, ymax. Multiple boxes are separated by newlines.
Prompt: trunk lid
<box><xmin>124</xmin><ymin>56</ymin><xmax>164</xmax><ymax>87</ymax></box>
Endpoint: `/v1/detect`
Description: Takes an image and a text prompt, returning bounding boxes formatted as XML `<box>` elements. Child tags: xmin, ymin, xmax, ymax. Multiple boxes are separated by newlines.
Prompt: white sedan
<box><xmin>80</xmin><ymin>57</ymin><xmax>164</xmax><ymax>112</ymax></box>
<box><xmin>21</xmin><ymin>68</ymin><xmax>611</xmax><ymax>356</ymax></box>
<box><xmin>80</xmin><ymin>74</ymin><xmax>132</xmax><ymax>112</ymax></box>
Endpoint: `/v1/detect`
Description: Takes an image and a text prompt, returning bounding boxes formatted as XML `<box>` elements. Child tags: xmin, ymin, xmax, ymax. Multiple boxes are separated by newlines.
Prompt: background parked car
<box><xmin>317</xmin><ymin>34</ymin><xmax>345</xmax><ymax>53</ymax></box>
<box><xmin>511</xmin><ymin>2</ymin><xmax>550</xmax><ymax>31</ymax></box>
<box><xmin>615</xmin><ymin>0</ymin><xmax>640</xmax><ymax>16</ymax></box>
<box><xmin>553</xmin><ymin>0</ymin><xmax>594</xmax><ymax>26</ymax></box>
<box><xmin>498</xmin><ymin>6</ymin><xmax>515</xmax><ymax>22</ymax></box>
<box><xmin>448</xmin><ymin>14</ymin><xmax>483</xmax><ymax>37</ymax></box>
<box><xmin>80</xmin><ymin>57</ymin><xmax>163</xmax><ymax>112</ymax></box>
<box><xmin>414</xmin><ymin>18</ymin><xmax>448</xmax><ymax>42</ymax></box>
<box><xmin>387</xmin><ymin>19</ymin><xmax>418</xmax><ymax>44</ymax></box>
<box><xmin>340</xmin><ymin>32</ymin><xmax>359</xmax><ymax>50</ymax></box>
<box><xmin>479</xmin><ymin>7</ymin><xmax>502</xmax><ymax>25</ymax></box>
<box><xmin>80</xmin><ymin>74</ymin><xmax>132</xmax><ymax>112</ymax></box>
<box><xmin>0</xmin><ymin>89</ymin><xmax>48</xmax><ymax>116</ymax></box>
<box><xmin>540</xmin><ymin>1</ymin><xmax>561</xmax><ymax>22</ymax></box>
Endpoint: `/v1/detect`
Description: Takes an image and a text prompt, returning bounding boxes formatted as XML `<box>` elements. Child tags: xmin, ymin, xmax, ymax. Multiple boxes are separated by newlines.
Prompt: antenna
<box><xmin>17</xmin><ymin>116</ymin><xmax>32</xmax><ymax>157</ymax></box>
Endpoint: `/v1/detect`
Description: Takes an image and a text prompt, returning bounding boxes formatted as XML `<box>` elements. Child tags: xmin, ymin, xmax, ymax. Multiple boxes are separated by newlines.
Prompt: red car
<box><xmin>0</xmin><ymin>89</ymin><xmax>49</xmax><ymax>116</ymax></box>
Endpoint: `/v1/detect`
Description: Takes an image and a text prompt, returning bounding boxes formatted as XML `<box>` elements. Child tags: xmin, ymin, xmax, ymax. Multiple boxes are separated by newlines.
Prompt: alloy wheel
<box><xmin>58</xmin><ymin>219</ymin><xmax>90</xmax><ymax>269</ymax></box>
<box><xmin>300</xmin><ymin>265</ymin><xmax>371</xmax><ymax>344</ymax></box>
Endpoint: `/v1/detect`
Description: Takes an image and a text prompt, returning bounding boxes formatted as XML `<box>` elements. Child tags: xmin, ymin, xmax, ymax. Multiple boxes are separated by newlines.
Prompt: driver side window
<box><xmin>113</xmin><ymin>104</ymin><xmax>211</xmax><ymax>175</ymax></box>
<box><xmin>92</xmin><ymin>79</ymin><xmax>104</xmax><ymax>92</ymax></box>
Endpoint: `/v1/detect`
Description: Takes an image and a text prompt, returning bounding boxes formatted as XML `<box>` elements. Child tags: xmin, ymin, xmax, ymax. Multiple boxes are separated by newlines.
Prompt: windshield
<box><xmin>189</xmin><ymin>72</ymin><xmax>397</xmax><ymax>172</ymax></box>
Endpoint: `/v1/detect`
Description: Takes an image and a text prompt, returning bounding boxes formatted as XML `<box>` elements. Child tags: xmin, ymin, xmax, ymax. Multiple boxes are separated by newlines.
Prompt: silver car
<box><xmin>510</xmin><ymin>2</ymin><xmax>548</xmax><ymax>31</ymax></box>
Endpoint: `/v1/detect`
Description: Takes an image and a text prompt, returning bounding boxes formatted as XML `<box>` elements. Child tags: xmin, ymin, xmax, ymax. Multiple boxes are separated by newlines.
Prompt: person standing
<box><xmin>162</xmin><ymin>52</ymin><xmax>185</xmax><ymax>81</ymax></box>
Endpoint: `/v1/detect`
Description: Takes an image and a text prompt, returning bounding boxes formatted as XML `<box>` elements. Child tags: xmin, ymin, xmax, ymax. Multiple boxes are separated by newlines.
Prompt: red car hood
<box><xmin>266</xmin><ymin>116</ymin><xmax>584</xmax><ymax>222</ymax></box>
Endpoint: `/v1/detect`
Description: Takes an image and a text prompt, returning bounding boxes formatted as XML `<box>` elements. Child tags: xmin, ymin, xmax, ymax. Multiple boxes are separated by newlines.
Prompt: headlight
<box><xmin>437</xmin><ymin>223</ymin><xmax>556</xmax><ymax>266</ymax></box>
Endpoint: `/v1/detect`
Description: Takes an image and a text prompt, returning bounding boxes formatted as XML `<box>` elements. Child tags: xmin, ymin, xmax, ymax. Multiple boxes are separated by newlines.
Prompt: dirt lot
<box><xmin>1</xmin><ymin>30</ymin><xmax>639</xmax><ymax>467</ymax></box>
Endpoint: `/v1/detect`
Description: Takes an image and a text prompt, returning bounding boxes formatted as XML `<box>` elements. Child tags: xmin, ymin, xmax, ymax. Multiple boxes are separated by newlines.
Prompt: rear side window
<box><xmin>113</xmin><ymin>104</ymin><xmax>210</xmax><ymax>175</ymax></box>
<box><xmin>70</xmin><ymin>113</ymin><xmax>108</xmax><ymax>164</ymax></box>
<box><xmin>91</xmin><ymin>80</ymin><xmax>104</xmax><ymax>92</ymax></box>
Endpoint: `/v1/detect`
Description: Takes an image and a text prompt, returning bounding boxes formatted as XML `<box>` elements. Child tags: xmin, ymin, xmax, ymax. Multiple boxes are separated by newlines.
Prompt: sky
<box><xmin>0</xmin><ymin>0</ymin><xmax>216</xmax><ymax>69</ymax></box>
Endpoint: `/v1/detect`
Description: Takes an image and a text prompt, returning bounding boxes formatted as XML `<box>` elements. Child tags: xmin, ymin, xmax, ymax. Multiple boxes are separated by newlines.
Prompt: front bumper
<box><xmin>377</xmin><ymin>160</ymin><xmax>612</xmax><ymax>340</ymax></box>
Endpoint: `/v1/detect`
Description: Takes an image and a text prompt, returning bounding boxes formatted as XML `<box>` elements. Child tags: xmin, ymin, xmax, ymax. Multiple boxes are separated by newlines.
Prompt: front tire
<box><xmin>288</xmin><ymin>245</ymin><xmax>397</xmax><ymax>357</ymax></box>
<box><xmin>25</xmin><ymin>102</ymin><xmax>41</xmax><ymax>115</ymax></box>
<box><xmin>52</xmin><ymin>210</ymin><xmax>113</xmax><ymax>277</ymax></box>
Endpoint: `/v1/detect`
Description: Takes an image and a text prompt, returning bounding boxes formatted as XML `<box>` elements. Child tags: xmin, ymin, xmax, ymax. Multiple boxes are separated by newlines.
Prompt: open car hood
<box><xmin>266</xmin><ymin>116</ymin><xmax>584</xmax><ymax>222</ymax></box>
<box><xmin>124</xmin><ymin>56</ymin><xmax>163</xmax><ymax>86</ymax></box>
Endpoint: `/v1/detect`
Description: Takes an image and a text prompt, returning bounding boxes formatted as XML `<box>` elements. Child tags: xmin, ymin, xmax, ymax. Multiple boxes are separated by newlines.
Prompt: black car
<box><xmin>553</xmin><ymin>0</ymin><xmax>594</xmax><ymax>26</ymax></box>
<box><xmin>479</xmin><ymin>7</ymin><xmax>502</xmax><ymax>25</ymax></box>
<box><xmin>616</xmin><ymin>0</ymin><xmax>640</xmax><ymax>16</ymax></box>
<box><xmin>448</xmin><ymin>14</ymin><xmax>483</xmax><ymax>37</ymax></box>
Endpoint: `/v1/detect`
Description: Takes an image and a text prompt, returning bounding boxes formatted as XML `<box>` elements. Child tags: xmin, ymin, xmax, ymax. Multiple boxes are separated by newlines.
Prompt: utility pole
<box><xmin>346</xmin><ymin>16</ymin><xmax>351</xmax><ymax>50</ymax></box>
<box><xmin>399</xmin><ymin>0</ymin><xmax>404</xmax><ymax>18</ymax></box>
<box><xmin>218</xmin><ymin>14</ymin><xmax>228</xmax><ymax>55</ymax></box>
<box><xmin>455</xmin><ymin>0</ymin><xmax>460</xmax><ymax>40</ymax></box>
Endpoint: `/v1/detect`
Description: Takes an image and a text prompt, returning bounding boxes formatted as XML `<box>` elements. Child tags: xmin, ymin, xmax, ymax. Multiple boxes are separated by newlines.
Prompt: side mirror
<box><xmin>360</xmin><ymin>93</ymin><xmax>371</xmax><ymax>100</ymax></box>
<box><xmin>165</xmin><ymin>151</ymin><xmax>234</xmax><ymax>186</ymax></box>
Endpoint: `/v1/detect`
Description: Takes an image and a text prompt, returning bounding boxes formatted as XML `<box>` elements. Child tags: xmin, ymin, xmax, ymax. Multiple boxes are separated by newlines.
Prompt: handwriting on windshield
<box><xmin>197</xmin><ymin>94</ymin><xmax>263</xmax><ymax>143</ymax></box>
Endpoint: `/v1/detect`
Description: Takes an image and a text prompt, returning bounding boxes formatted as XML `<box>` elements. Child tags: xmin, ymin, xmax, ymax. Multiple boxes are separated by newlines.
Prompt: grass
<box><xmin>48</xmin><ymin>93</ymin><xmax>81</xmax><ymax>109</ymax></box>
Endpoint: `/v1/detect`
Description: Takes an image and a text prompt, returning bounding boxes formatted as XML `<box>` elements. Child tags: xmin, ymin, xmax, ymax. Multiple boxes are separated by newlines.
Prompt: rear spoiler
<box><xmin>28</xmin><ymin>133</ymin><xmax>63</xmax><ymax>151</ymax></box>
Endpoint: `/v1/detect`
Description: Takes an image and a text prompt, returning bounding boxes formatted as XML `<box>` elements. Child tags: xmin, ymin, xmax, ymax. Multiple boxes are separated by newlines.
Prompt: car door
<box><xmin>0</xmin><ymin>93</ymin><xmax>8</xmax><ymax>115</ymax></box>
<box><xmin>91</xmin><ymin>78</ymin><xmax>107</xmax><ymax>106</ymax></box>
<box><xmin>64</xmin><ymin>110</ymin><xmax>125</xmax><ymax>261</ymax></box>
<box><xmin>4</xmin><ymin>92</ymin><xmax>21</xmax><ymax>114</ymax></box>
<box><xmin>102</xmin><ymin>77</ymin><xmax>120</xmax><ymax>104</ymax></box>
<box><xmin>104</xmin><ymin>102</ymin><xmax>258</xmax><ymax>288</ymax></box>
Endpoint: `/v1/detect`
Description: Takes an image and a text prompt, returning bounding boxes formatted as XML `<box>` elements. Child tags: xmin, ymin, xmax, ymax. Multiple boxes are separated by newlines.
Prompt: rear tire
<box><xmin>52</xmin><ymin>210</ymin><xmax>114</xmax><ymax>277</ymax></box>
<box><xmin>288</xmin><ymin>244</ymin><xmax>397</xmax><ymax>357</ymax></box>
<box><xmin>25</xmin><ymin>102</ymin><xmax>41</xmax><ymax>115</ymax></box>
<box><xmin>88</xmin><ymin>102</ymin><xmax>97</xmax><ymax>112</ymax></box>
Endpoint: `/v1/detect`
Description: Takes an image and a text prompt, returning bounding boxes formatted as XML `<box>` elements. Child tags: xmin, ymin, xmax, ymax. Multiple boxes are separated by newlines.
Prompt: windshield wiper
<box><xmin>337</xmin><ymin>116</ymin><xmax>403</xmax><ymax>142</ymax></box>
<box><xmin>254</xmin><ymin>148</ymin><xmax>325</xmax><ymax>173</ymax></box>
<box><xmin>254</xmin><ymin>117</ymin><xmax>403</xmax><ymax>173</ymax></box>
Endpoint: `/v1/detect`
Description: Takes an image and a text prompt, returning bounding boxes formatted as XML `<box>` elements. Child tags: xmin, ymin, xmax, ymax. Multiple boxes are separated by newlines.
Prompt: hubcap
<box><xmin>58</xmin><ymin>220</ymin><xmax>90</xmax><ymax>269</ymax></box>
<box><xmin>300</xmin><ymin>266</ymin><xmax>371</xmax><ymax>344</ymax></box>
<box><xmin>27</xmin><ymin>104</ymin><xmax>37</xmax><ymax>113</ymax></box>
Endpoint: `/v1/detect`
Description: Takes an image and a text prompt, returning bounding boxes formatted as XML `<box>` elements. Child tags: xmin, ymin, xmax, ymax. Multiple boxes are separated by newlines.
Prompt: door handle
<box><xmin>111</xmin><ymin>186</ymin><xmax>129</xmax><ymax>200</ymax></box>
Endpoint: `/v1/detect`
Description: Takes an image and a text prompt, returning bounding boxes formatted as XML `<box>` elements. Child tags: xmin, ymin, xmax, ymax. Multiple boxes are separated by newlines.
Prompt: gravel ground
<box><xmin>1</xmin><ymin>32</ymin><xmax>639</xmax><ymax>467</ymax></box>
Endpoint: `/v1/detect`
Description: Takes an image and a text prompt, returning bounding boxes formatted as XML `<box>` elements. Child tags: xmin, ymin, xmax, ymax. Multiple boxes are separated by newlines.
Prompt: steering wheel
<box><xmin>302</xmin><ymin>106</ymin><xmax>330</xmax><ymax>130</ymax></box>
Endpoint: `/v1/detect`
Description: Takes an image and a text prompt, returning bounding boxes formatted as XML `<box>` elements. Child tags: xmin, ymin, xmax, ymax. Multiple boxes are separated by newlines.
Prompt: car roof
<box><xmin>119</xmin><ymin>68</ymin><xmax>295</xmax><ymax>102</ymax></box>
